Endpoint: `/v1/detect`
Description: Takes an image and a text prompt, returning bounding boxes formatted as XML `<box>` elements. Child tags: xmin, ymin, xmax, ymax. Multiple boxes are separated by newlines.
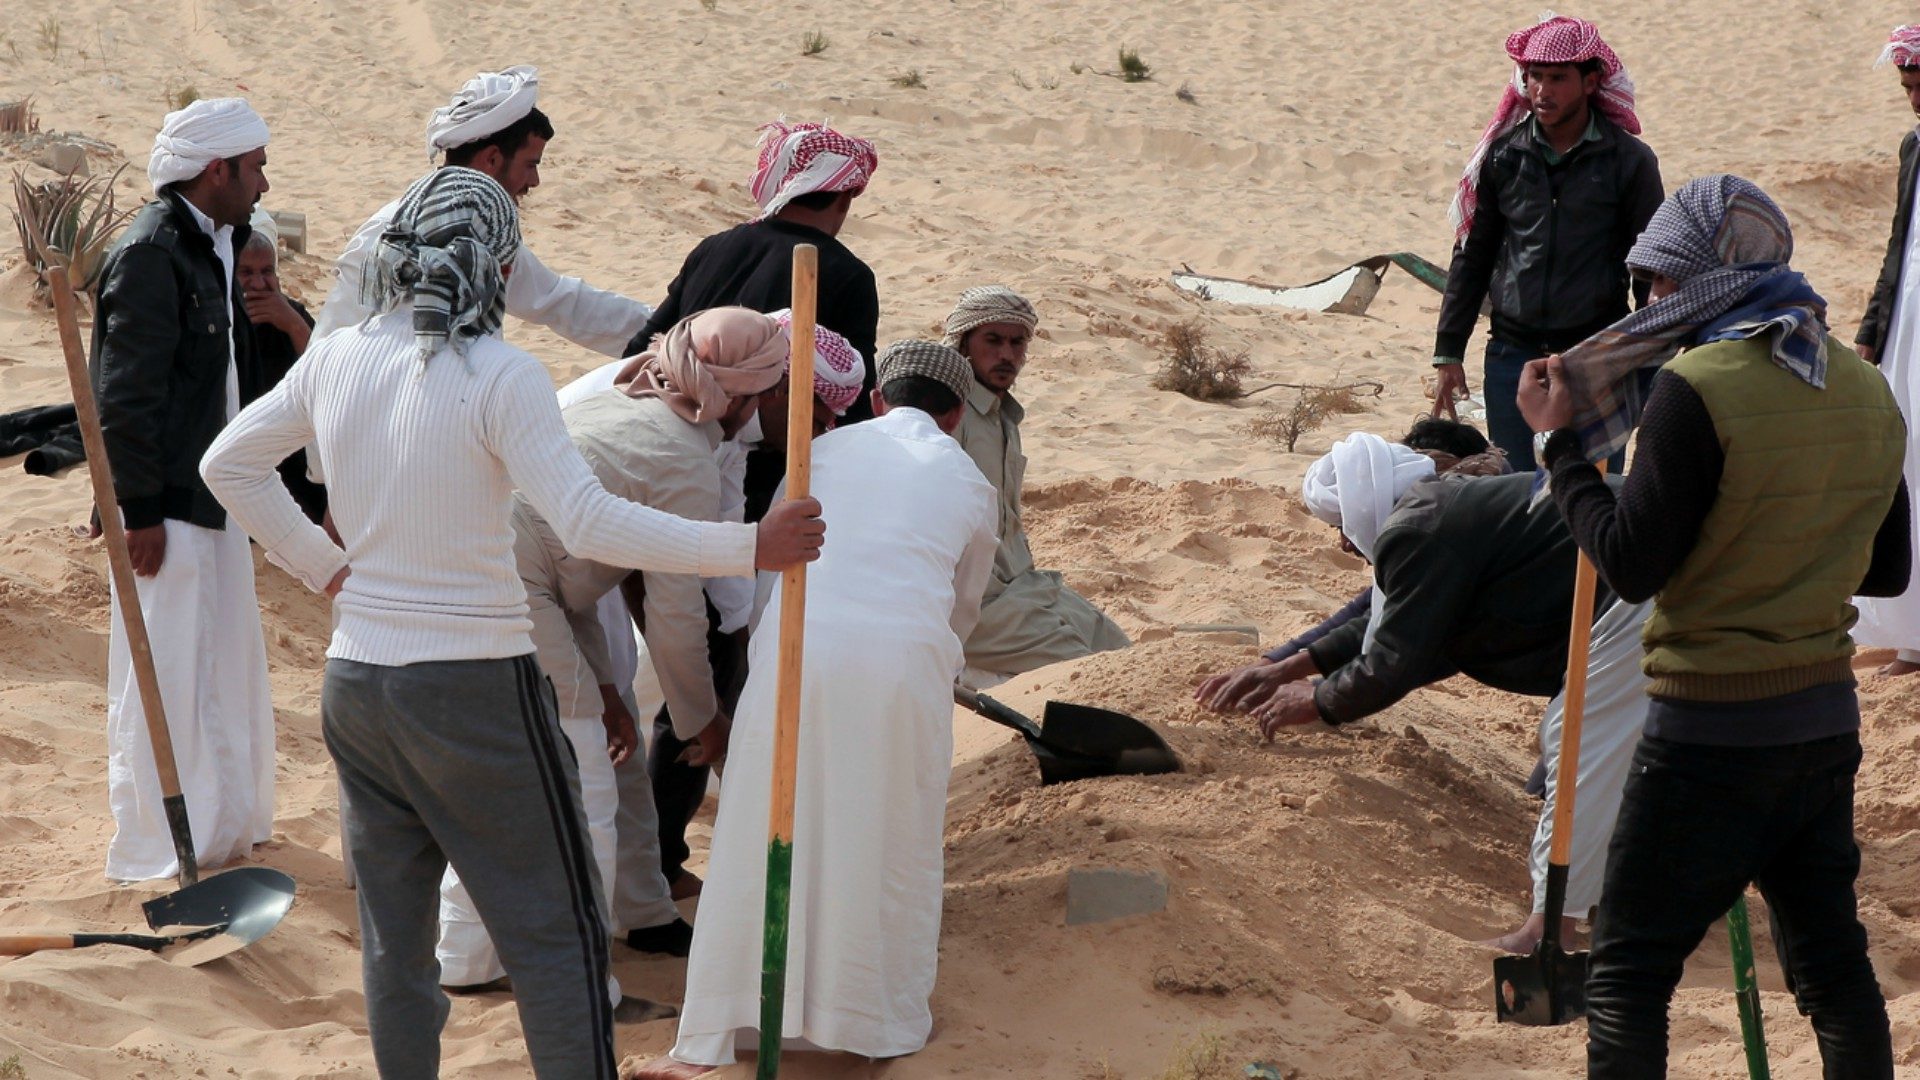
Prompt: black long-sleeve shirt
<box><xmin>629</xmin><ymin>218</ymin><xmax>880</xmax><ymax>422</ymax></box>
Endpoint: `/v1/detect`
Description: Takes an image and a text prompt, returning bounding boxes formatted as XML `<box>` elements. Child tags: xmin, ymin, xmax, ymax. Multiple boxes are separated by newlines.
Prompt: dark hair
<box><xmin>880</xmin><ymin>375</ymin><xmax>961</xmax><ymax>416</ymax></box>
<box><xmin>782</xmin><ymin>187</ymin><xmax>858</xmax><ymax>213</ymax></box>
<box><xmin>443</xmin><ymin>107</ymin><xmax>554</xmax><ymax>166</ymax></box>
<box><xmin>1402</xmin><ymin>418</ymin><xmax>1489</xmax><ymax>458</ymax></box>
<box><xmin>1575</xmin><ymin>57</ymin><xmax>1603</xmax><ymax>79</ymax></box>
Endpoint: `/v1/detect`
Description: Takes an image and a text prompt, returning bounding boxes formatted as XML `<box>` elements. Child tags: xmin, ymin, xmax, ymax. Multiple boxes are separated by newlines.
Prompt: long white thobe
<box><xmin>670</xmin><ymin>406</ymin><xmax>998</xmax><ymax>1065</ymax></box>
<box><xmin>1856</xmin><ymin>180</ymin><xmax>1920</xmax><ymax>654</ymax></box>
<box><xmin>309</xmin><ymin>198</ymin><xmax>651</xmax><ymax>357</ymax></box>
<box><xmin>106</xmin><ymin>203</ymin><xmax>274</xmax><ymax>882</ymax></box>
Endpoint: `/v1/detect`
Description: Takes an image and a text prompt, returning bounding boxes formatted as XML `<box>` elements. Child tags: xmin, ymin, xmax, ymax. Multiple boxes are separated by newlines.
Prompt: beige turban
<box><xmin>616</xmin><ymin>307</ymin><xmax>789</xmax><ymax>424</ymax></box>
<box><xmin>426</xmin><ymin>65</ymin><xmax>539</xmax><ymax>160</ymax></box>
<box><xmin>877</xmin><ymin>340</ymin><xmax>972</xmax><ymax>403</ymax></box>
<box><xmin>148</xmin><ymin>98</ymin><xmax>270</xmax><ymax>194</ymax></box>
<box><xmin>942</xmin><ymin>285</ymin><xmax>1038</xmax><ymax>348</ymax></box>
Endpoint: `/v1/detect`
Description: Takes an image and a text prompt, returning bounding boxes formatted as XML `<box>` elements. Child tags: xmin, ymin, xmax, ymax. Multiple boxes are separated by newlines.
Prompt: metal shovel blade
<box><xmin>1038</xmin><ymin>701</ymin><xmax>1181</xmax><ymax>779</ymax></box>
<box><xmin>1493</xmin><ymin>943</ymin><xmax>1589</xmax><ymax>1025</ymax></box>
<box><xmin>140</xmin><ymin>866</ymin><xmax>297</xmax><ymax>966</ymax></box>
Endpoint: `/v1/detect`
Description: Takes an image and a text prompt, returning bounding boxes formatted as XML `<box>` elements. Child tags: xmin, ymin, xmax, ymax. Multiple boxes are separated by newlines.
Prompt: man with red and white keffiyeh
<box><xmin>1430</xmin><ymin>14</ymin><xmax>1664</xmax><ymax>473</ymax></box>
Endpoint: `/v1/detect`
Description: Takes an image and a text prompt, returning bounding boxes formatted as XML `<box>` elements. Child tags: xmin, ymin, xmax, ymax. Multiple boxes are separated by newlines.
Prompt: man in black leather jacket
<box><xmin>1430</xmin><ymin>15</ymin><xmax>1664</xmax><ymax>470</ymax></box>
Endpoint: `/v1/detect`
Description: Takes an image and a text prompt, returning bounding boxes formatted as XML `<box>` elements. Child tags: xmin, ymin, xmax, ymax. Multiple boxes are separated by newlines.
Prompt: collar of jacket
<box><xmin>158</xmin><ymin>187</ymin><xmax>254</xmax><ymax>258</ymax></box>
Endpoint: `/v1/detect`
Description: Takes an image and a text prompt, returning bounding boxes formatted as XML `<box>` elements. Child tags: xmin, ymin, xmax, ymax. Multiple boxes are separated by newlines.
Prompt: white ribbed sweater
<box><xmin>201</xmin><ymin>313</ymin><xmax>757</xmax><ymax>666</ymax></box>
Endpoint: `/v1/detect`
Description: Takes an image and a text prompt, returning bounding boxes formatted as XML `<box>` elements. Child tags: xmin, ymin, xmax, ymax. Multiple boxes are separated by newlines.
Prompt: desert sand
<box><xmin>5</xmin><ymin>0</ymin><xmax>1920</xmax><ymax>1076</ymax></box>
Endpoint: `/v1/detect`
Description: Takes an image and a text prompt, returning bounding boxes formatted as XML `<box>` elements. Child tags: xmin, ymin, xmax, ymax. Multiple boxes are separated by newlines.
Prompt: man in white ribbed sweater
<box><xmin>201</xmin><ymin>168</ymin><xmax>821</xmax><ymax>1079</ymax></box>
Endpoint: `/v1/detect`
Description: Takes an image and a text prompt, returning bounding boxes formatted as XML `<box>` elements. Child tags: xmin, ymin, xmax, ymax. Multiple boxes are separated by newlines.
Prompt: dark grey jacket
<box><xmin>1306</xmin><ymin>472</ymin><xmax>1619</xmax><ymax>726</ymax></box>
<box><xmin>1435</xmin><ymin>112</ymin><xmax>1664</xmax><ymax>359</ymax></box>
<box><xmin>1857</xmin><ymin>128</ymin><xmax>1920</xmax><ymax>360</ymax></box>
<box><xmin>89</xmin><ymin>191</ymin><xmax>259</xmax><ymax>530</ymax></box>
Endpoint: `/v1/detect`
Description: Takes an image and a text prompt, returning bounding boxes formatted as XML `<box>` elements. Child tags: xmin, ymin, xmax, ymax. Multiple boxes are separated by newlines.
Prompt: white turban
<box><xmin>426</xmin><ymin>65</ymin><xmax>539</xmax><ymax>160</ymax></box>
<box><xmin>147</xmin><ymin>98</ymin><xmax>270</xmax><ymax>194</ymax></box>
<box><xmin>246</xmin><ymin>207</ymin><xmax>278</xmax><ymax>259</ymax></box>
<box><xmin>1300</xmin><ymin>433</ymin><xmax>1436</xmax><ymax>563</ymax></box>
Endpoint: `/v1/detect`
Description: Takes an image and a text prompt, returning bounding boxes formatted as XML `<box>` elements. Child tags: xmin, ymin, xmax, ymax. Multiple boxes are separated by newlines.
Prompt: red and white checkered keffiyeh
<box><xmin>1448</xmin><ymin>14</ymin><xmax>1641</xmax><ymax>243</ymax></box>
<box><xmin>1877</xmin><ymin>25</ymin><xmax>1920</xmax><ymax>68</ymax></box>
<box><xmin>770</xmin><ymin>308</ymin><xmax>867</xmax><ymax>417</ymax></box>
<box><xmin>749</xmin><ymin>120</ymin><xmax>878</xmax><ymax>220</ymax></box>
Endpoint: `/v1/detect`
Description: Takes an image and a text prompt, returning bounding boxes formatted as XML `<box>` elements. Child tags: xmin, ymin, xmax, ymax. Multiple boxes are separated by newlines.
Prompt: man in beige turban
<box><xmin>945</xmin><ymin>286</ymin><xmax>1129</xmax><ymax>685</ymax></box>
<box><xmin>434</xmin><ymin>308</ymin><xmax>791</xmax><ymax>995</ymax></box>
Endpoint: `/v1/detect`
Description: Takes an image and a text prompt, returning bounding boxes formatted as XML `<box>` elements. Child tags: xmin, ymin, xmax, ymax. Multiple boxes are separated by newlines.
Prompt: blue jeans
<box><xmin>1483</xmin><ymin>338</ymin><xmax>1630</xmax><ymax>474</ymax></box>
<box><xmin>1586</xmin><ymin>730</ymin><xmax>1891</xmax><ymax>1079</ymax></box>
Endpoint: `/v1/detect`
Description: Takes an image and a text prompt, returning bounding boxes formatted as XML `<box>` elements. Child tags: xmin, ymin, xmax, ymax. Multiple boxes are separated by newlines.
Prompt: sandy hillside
<box><xmin>5</xmin><ymin>0</ymin><xmax>1920</xmax><ymax>1076</ymax></box>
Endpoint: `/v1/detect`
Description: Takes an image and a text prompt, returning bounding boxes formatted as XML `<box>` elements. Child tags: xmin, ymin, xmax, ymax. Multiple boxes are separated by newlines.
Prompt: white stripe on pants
<box><xmin>1531</xmin><ymin>596</ymin><xmax>1654</xmax><ymax>916</ymax></box>
<box><xmin>438</xmin><ymin>714</ymin><xmax>622</xmax><ymax>1005</ymax></box>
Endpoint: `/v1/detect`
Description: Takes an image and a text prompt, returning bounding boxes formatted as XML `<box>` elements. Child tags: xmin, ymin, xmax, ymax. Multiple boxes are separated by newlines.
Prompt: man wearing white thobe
<box><xmin>310</xmin><ymin>65</ymin><xmax>650</xmax><ymax>355</ymax></box>
<box><xmin>639</xmin><ymin>341</ymin><xmax>996</xmax><ymax>1078</ymax></box>
<box><xmin>92</xmin><ymin>99</ymin><xmax>277</xmax><ymax>882</ymax></box>
<box><xmin>1854</xmin><ymin>37</ymin><xmax>1920</xmax><ymax>675</ymax></box>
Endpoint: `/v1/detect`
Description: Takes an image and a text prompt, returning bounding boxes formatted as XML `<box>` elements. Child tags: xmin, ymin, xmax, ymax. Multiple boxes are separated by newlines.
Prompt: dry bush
<box><xmin>12</xmin><ymin>162</ymin><xmax>134</xmax><ymax>298</ymax></box>
<box><xmin>800</xmin><ymin>29</ymin><xmax>829</xmax><ymax>56</ymax></box>
<box><xmin>1248</xmin><ymin>383</ymin><xmax>1366</xmax><ymax>452</ymax></box>
<box><xmin>166</xmin><ymin>81</ymin><xmax>200</xmax><ymax>111</ymax></box>
<box><xmin>1154</xmin><ymin>320</ymin><xmax>1251</xmax><ymax>401</ymax></box>
<box><xmin>1118</xmin><ymin>46</ymin><xmax>1152</xmax><ymax>82</ymax></box>
<box><xmin>890</xmin><ymin>68</ymin><xmax>926</xmax><ymax>89</ymax></box>
<box><xmin>0</xmin><ymin>98</ymin><xmax>35</xmax><ymax>134</ymax></box>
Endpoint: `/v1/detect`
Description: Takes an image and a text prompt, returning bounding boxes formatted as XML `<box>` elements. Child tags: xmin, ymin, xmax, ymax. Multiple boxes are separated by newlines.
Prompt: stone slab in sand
<box><xmin>6</xmin><ymin>1</ymin><xmax>1920</xmax><ymax>1078</ymax></box>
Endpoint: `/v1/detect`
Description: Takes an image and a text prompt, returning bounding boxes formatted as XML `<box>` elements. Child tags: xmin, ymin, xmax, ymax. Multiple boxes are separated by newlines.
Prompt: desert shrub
<box><xmin>1153</xmin><ymin>321</ymin><xmax>1251</xmax><ymax>402</ymax></box>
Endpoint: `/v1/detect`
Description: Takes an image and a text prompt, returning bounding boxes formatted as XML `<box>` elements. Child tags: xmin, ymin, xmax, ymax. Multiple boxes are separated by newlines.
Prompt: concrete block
<box><xmin>1065</xmin><ymin>866</ymin><xmax>1168</xmax><ymax>926</ymax></box>
<box><xmin>269</xmin><ymin>210</ymin><xmax>308</xmax><ymax>254</ymax></box>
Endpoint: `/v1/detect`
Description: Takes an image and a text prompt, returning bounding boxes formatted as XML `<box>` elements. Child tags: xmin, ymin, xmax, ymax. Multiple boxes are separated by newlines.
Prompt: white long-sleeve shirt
<box><xmin>309</xmin><ymin>198</ymin><xmax>652</xmax><ymax>357</ymax></box>
<box><xmin>201</xmin><ymin>312</ymin><xmax>758</xmax><ymax>666</ymax></box>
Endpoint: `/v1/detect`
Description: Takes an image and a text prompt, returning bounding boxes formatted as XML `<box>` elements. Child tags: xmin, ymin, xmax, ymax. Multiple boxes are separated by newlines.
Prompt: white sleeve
<box><xmin>200</xmin><ymin>359</ymin><xmax>349</xmax><ymax>594</ymax></box>
<box><xmin>702</xmin><ymin>437</ymin><xmax>755</xmax><ymax>632</ymax></box>
<box><xmin>505</xmin><ymin>246</ymin><xmax>654</xmax><ymax>358</ymax></box>
<box><xmin>948</xmin><ymin>486</ymin><xmax>999</xmax><ymax>651</ymax></box>
<box><xmin>308</xmin><ymin>206</ymin><xmax>392</xmax><ymax>345</ymax></box>
<box><xmin>485</xmin><ymin>360</ymin><xmax>757</xmax><ymax>577</ymax></box>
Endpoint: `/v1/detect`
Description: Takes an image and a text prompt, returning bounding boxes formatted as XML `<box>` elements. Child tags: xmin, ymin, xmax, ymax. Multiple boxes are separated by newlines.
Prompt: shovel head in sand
<box><xmin>954</xmin><ymin>685</ymin><xmax>1180</xmax><ymax>785</ymax></box>
<box><xmin>0</xmin><ymin>866</ymin><xmax>296</xmax><ymax>967</ymax></box>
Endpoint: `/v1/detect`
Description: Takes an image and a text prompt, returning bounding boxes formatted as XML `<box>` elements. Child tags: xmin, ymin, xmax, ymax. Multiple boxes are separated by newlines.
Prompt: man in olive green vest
<box><xmin>1518</xmin><ymin>175</ymin><xmax>1910</xmax><ymax>1078</ymax></box>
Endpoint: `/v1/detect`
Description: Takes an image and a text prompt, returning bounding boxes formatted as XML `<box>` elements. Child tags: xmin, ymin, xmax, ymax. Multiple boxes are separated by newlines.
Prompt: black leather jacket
<box><xmin>89</xmin><ymin>191</ymin><xmax>259</xmax><ymax>530</ymax></box>
<box><xmin>1435</xmin><ymin>113</ymin><xmax>1664</xmax><ymax>359</ymax></box>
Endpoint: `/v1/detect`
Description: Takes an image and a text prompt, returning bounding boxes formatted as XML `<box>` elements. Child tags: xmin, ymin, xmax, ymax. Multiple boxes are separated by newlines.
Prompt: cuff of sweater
<box><xmin>1309</xmin><ymin>679</ymin><xmax>1343</xmax><ymax>726</ymax></box>
<box><xmin>265</xmin><ymin>523</ymin><xmax>349</xmax><ymax>594</ymax></box>
<box><xmin>1541</xmin><ymin>428</ymin><xmax>1586</xmax><ymax>470</ymax></box>
<box><xmin>697</xmin><ymin>520</ymin><xmax>760</xmax><ymax>578</ymax></box>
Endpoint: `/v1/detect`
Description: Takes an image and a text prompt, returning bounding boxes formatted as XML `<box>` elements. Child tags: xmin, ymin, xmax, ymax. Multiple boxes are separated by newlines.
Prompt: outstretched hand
<box><xmin>1249</xmin><ymin>680</ymin><xmax>1325</xmax><ymax>741</ymax></box>
<box><xmin>755</xmin><ymin>497</ymin><xmax>825</xmax><ymax>570</ymax></box>
<box><xmin>1195</xmin><ymin>652</ymin><xmax>1315</xmax><ymax>715</ymax></box>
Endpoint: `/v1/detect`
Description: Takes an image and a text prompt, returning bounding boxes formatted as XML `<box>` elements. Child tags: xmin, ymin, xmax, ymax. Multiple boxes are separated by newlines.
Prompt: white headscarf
<box><xmin>246</xmin><ymin>207</ymin><xmax>278</xmax><ymax>259</ymax></box>
<box><xmin>147</xmin><ymin>98</ymin><xmax>270</xmax><ymax>194</ymax></box>
<box><xmin>1300</xmin><ymin>433</ymin><xmax>1437</xmax><ymax>654</ymax></box>
<box><xmin>426</xmin><ymin>65</ymin><xmax>539</xmax><ymax>160</ymax></box>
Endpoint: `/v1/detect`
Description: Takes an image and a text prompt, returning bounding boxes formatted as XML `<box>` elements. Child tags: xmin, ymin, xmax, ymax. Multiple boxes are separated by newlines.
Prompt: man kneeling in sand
<box><xmin>1198</xmin><ymin>432</ymin><xmax>1652</xmax><ymax>953</ymax></box>
<box><xmin>945</xmin><ymin>286</ymin><xmax>1128</xmax><ymax>686</ymax></box>
<box><xmin>635</xmin><ymin>341</ymin><xmax>997</xmax><ymax>1078</ymax></box>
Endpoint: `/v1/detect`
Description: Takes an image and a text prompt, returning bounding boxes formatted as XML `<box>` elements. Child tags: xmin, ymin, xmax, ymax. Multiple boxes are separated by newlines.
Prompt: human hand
<box><xmin>324</xmin><ymin>565</ymin><xmax>351</xmax><ymax>598</ymax></box>
<box><xmin>244</xmin><ymin>289</ymin><xmax>302</xmax><ymax>334</ymax></box>
<box><xmin>1430</xmin><ymin>363</ymin><xmax>1468</xmax><ymax>420</ymax></box>
<box><xmin>1516</xmin><ymin>354</ymin><xmax>1572</xmax><ymax>434</ymax></box>
<box><xmin>682</xmin><ymin>712</ymin><xmax>731</xmax><ymax>767</ymax></box>
<box><xmin>126</xmin><ymin>523</ymin><xmax>167</xmax><ymax>576</ymax></box>
<box><xmin>1196</xmin><ymin>651</ymin><xmax>1315</xmax><ymax>714</ymax></box>
<box><xmin>1858</xmin><ymin>342</ymin><xmax>1878</xmax><ymax>365</ymax></box>
<box><xmin>601</xmin><ymin>697</ymin><xmax>640</xmax><ymax>766</ymax></box>
<box><xmin>754</xmin><ymin>497</ymin><xmax>825</xmax><ymax>570</ymax></box>
<box><xmin>1249</xmin><ymin>680</ymin><xmax>1326</xmax><ymax>741</ymax></box>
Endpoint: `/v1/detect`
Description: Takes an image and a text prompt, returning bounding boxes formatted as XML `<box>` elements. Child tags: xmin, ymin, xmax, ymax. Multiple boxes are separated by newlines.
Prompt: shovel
<box><xmin>954</xmin><ymin>684</ymin><xmax>1180</xmax><ymax>785</ymax></box>
<box><xmin>1495</xmin><ymin>475</ymin><xmax>1604</xmax><ymax>1026</ymax></box>
<box><xmin>40</xmin><ymin>266</ymin><xmax>297</xmax><ymax>952</ymax></box>
<box><xmin>0</xmin><ymin>866</ymin><xmax>298</xmax><ymax>967</ymax></box>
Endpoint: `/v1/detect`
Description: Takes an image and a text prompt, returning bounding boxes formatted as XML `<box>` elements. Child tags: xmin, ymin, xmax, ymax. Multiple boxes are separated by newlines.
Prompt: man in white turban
<box><xmin>945</xmin><ymin>285</ymin><xmax>1129</xmax><ymax>686</ymax></box>
<box><xmin>89</xmin><ymin>98</ymin><xmax>275</xmax><ymax>881</ymax></box>
<box><xmin>1216</xmin><ymin>430</ymin><xmax>1652</xmax><ymax>956</ymax></box>
<box><xmin>310</xmin><ymin>64</ymin><xmax>652</xmax><ymax>357</ymax></box>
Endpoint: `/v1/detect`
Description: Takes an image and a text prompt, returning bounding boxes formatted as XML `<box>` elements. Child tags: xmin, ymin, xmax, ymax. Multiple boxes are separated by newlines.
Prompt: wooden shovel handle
<box><xmin>0</xmin><ymin>935</ymin><xmax>79</xmax><ymax>954</ymax></box>
<box><xmin>47</xmin><ymin>266</ymin><xmax>198</xmax><ymax>886</ymax></box>
<box><xmin>1546</xmin><ymin>461</ymin><xmax>1607</xmax><ymax>868</ymax></box>
<box><xmin>767</xmin><ymin>245</ymin><xmax>817</xmax><ymax>847</ymax></box>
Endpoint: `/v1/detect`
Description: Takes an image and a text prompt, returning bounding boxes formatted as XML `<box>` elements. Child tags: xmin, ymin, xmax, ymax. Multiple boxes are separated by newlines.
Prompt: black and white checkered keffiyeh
<box><xmin>362</xmin><ymin>167</ymin><xmax>521</xmax><ymax>363</ymax></box>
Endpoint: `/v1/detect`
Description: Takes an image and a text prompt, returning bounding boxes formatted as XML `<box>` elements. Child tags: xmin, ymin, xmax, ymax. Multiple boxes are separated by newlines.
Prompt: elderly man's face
<box><xmin>961</xmin><ymin>321</ymin><xmax>1030</xmax><ymax>395</ymax></box>
<box><xmin>237</xmin><ymin>242</ymin><xmax>279</xmax><ymax>298</ymax></box>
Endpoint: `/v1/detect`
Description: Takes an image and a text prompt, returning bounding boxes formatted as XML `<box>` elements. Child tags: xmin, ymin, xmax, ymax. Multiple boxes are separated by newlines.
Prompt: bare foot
<box><xmin>1878</xmin><ymin>658</ymin><xmax>1920</xmax><ymax>677</ymax></box>
<box><xmin>1477</xmin><ymin>913</ymin><xmax>1580</xmax><ymax>955</ymax></box>
<box><xmin>623</xmin><ymin>1057</ymin><xmax>715</xmax><ymax>1080</ymax></box>
<box><xmin>669</xmin><ymin>871</ymin><xmax>703</xmax><ymax>901</ymax></box>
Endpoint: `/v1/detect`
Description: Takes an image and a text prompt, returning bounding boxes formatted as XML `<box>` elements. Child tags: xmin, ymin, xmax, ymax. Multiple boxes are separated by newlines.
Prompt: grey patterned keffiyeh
<box><xmin>362</xmin><ymin>166</ymin><xmax>521</xmax><ymax>363</ymax></box>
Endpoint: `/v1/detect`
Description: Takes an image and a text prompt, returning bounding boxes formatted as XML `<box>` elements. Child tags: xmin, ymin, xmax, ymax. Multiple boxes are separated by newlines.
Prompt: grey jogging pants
<box><xmin>322</xmin><ymin>654</ymin><xmax>616</xmax><ymax>1080</ymax></box>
